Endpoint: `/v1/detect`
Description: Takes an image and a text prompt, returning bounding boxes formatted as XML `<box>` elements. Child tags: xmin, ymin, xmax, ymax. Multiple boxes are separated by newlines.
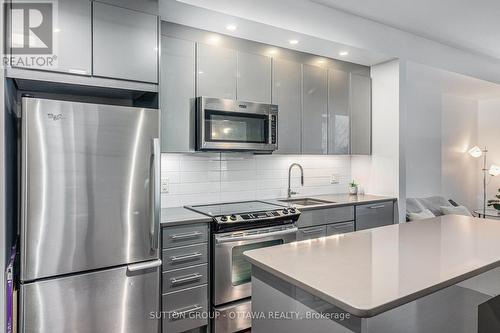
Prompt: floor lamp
<box><xmin>468</xmin><ymin>146</ymin><xmax>500</xmax><ymax>214</ymax></box>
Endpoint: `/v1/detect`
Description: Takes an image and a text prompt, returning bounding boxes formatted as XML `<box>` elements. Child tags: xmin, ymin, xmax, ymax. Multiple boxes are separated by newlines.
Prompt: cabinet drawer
<box><xmin>162</xmin><ymin>264</ymin><xmax>208</xmax><ymax>293</ymax></box>
<box><xmin>162</xmin><ymin>244</ymin><xmax>208</xmax><ymax>271</ymax></box>
<box><xmin>297</xmin><ymin>226</ymin><xmax>326</xmax><ymax>241</ymax></box>
<box><xmin>356</xmin><ymin>201</ymin><xmax>394</xmax><ymax>231</ymax></box>
<box><xmin>163</xmin><ymin>224</ymin><xmax>208</xmax><ymax>249</ymax></box>
<box><xmin>298</xmin><ymin>206</ymin><xmax>354</xmax><ymax>228</ymax></box>
<box><xmin>162</xmin><ymin>285</ymin><xmax>208</xmax><ymax>333</ymax></box>
<box><xmin>326</xmin><ymin>221</ymin><xmax>355</xmax><ymax>236</ymax></box>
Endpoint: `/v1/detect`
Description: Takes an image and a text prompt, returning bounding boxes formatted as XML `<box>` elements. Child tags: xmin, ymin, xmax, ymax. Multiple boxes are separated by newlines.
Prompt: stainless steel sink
<box><xmin>277</xmin><ymin>198</ymin><xmax>334</xmax><ymax>206</ymax></box>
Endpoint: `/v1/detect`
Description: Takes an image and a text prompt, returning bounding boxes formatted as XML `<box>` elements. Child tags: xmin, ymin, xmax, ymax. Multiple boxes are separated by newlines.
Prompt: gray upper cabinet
<box><xmin>272</xmin><ymin>59</ymin><xmax>301</xmax><ymax>154</ymax></box>
<box><xmin>302</xmin><ymin>64</ymin><xmax>328</xmax><ymax>155</ymax></box>
<box><xmin>10</xmin><ymin>0</ymin><xmax>92</xmax><ymax>75</ymax></box>
<box><xmin>93</xmin><ymin>2</ymin><xmax>158</xmax><ymax>83</ymax></box>
<box><xmin>196</xmin><ymin>43</ymin><xmax>237</xmax><ymax>99</ymax></box>
<box><xmin>161</xmin><ymin>36</ymin><xmax>195</xmax><ymax>152</ymax></box>
<box><xmin>328</xmin><ymin>69</ymin><xmax>350</xmax><ymax>155</ymax></box>
<box><xmin>237</xmin><ymin>52</ymin><xmax>272</xmax><ymax>103</ymax></box>
<box><xmin>350</xmin><ymin>73</ymin><xmax>372</xmax><ymax>155</ymax></box>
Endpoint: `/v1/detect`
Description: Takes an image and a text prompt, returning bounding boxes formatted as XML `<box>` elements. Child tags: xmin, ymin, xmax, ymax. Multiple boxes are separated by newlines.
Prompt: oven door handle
<box><xmin>215</xmin><ymin>227</ymin><xmax>298</xmax><ymax>244</ymax></box>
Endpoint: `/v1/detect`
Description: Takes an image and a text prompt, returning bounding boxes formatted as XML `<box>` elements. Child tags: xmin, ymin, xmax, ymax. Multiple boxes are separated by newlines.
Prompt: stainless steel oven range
<box><xmin>196</xmin><ymin>97</ymin><xmax>278</xmax><ymax>152</ymax></box>
<box><xmin>186</xmin><ymin>201</ymin><xmax>300</xmax><ymax>333</ymax></box>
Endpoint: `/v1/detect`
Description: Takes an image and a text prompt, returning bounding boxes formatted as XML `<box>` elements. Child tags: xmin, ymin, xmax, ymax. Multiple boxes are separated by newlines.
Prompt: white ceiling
<box><xmin>312</xmin><ymin>0</ymin><xmax>500</xmax><ymax>60</ymax></box>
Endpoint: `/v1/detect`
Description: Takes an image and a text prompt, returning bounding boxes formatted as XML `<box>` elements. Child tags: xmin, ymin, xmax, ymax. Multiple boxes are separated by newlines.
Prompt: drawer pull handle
<box><xmin>302</xmin><ymin>228</ymin><xmax>324</xmax><ymax>234</ymax></box>
<box><xmin>331</xmin><ymin>223</ymin><xmax>353</xmax><ymax>229</ymax></box>
<box><xmin>368</xmin><ymin>204</ymin><xmax>385</xmax><ymax>209</ymax></box>
<box><xmin>170</xmin><ymin>273</ymin><xmax>202</xmax><ymax>285</ymax></box>
<box><xmin>170</xmin><ymin>305</ymin><xmax>203</xmax><ymax>320</ymax></box>
<box><xmin>170</xmin><ymin>252</ymin><xmax>202</xmax><ymax>262</ymax></box>
<box><xmin>170</xmin><ymin>231</ymin><xmax>202</xmax><ymax>240</ymax></box>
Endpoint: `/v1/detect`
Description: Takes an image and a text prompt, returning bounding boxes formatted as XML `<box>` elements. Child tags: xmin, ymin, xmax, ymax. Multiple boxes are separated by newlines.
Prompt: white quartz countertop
<box><xmin>244</xmin><ymin>215</ymin><xmax>500</xmax><ymax>317</ymax></box>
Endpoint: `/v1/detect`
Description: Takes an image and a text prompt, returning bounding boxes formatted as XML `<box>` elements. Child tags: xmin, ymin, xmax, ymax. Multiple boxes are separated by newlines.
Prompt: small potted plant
<box><xmin>349</xmin><ymin>180</ymin><xmax>358</xmax><ymax>195</ymax></box>
<box><xmin>488</xmin><ymin>189</ymin><xmax>500</xmax><ymax>211</ymax></box>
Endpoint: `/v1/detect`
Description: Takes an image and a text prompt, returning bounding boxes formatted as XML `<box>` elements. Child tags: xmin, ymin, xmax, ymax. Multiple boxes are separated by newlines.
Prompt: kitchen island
<box><xmin>244</xmin><ymin>215</ymin><xmax>500</xmax><ymax>333</ymax></box>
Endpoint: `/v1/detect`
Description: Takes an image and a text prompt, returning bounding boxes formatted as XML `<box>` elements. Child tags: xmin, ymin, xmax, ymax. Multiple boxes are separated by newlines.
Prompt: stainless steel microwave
<box><xmin>196</xmin><ymin>97</ymin><xmax>278</xmax><ymax>152</ymax></box>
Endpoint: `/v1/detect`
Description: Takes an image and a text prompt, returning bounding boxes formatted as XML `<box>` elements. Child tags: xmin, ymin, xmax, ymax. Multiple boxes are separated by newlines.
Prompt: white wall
<box><xmin>478</xmin><ymin>99</ymin><xmax>500</xmax><ymax>206</ymax></box>
<box><xmin>351</xmin><ymin>60</ymin><xmax>400</xmax><ymax>215</ymax></box>
<box><xmin>404</xmin><ymin>62</ymin><xmax>482</xmax><ymax>210</ymax></box>
<box><xmin>405</xmin><ymin>63</ymin><xmax>442</xmax><ymax>198</ymax></box>
<box><xmin>161</xmin><ymin>154</ymin><xmax>351</xmax><ymax>207</ymax></box>
<box><xmin>441</xmin><ymin>95</ymin><xmax>478</xmax><ymax>209</ymax></box>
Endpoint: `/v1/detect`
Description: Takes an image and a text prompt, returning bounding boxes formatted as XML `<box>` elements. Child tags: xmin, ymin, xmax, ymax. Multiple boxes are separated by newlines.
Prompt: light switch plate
<box><xmin>161</xmin><ymin>178</ymin><xmax>169</xmax><ymax>193</ymax></box>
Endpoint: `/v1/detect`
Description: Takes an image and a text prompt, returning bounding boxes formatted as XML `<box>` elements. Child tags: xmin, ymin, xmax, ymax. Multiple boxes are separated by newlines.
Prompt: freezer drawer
<box><xmin>162</xmin><ymin>285</ymin><xmax>208</xmax><ymax>333</ymax></box>
<box><xmin>21</xmin><ymin>98</ymin><xmax>160</xmax><ymax>281</ymax></box>
<box><xmin>20</xmin><ymin>263</ymin><xmax>160</xmax><ymax>333</ymax></box>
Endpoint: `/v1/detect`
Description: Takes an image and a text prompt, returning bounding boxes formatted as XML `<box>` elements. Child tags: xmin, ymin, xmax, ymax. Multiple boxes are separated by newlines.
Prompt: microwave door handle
<box><xmin>215</xmin><ymin>227</ymin><xmax>298</xmax><ymax>244</ymax></box>
<box><xmin>150</xmin><ymin>138</ymin><xmax>160</xmax><ymax>251</ymax></box>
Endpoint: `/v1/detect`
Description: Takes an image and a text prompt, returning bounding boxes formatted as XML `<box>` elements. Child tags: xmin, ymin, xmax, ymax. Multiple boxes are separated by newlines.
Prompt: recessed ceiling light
<box><xmin>317</xmin><ymin>59</ymin><xmax>325</xmax><ymax>64</ymax></box>
<box><xmin>289</xmin><ymin>39</ymin><xmax>299</xmax><ymax>45</ymax></box>
<box><xmin>226</xmin><ymin>24</ymin><xmax>237</xmax><ymax>31</ymax></box>
<box><xmin>339</xmin><ymin>51</ymin><xmax>349</xmax><ymax>56</ymax></box>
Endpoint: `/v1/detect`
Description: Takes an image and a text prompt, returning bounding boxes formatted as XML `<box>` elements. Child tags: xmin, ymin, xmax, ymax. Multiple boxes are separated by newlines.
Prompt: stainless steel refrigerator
<box><xmin>19</xmin><ymin>97</ymin><xmax>161</xmax><ymax>333</ymax></box>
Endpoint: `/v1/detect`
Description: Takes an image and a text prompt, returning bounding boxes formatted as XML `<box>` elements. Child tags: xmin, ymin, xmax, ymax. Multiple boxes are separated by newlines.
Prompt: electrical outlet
<box><xmin>161</xmin><ymin>178</ymin><xmax>169</xmax><ymax>193</ymax></box>
<box><xmin>330</xmin><ymin>175</ymin><xmax>340</xmax><ymax>184</ymax></box>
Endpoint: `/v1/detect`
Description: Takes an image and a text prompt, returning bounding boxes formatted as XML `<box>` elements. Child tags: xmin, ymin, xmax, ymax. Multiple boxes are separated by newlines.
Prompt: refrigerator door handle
<box><xmin>150</xmin><ymin>138</ymin><xmax>161</xmax><ymax>251</ymax></box>
<box><xmin>127</xmin><ymin>259</ymin><xmax>162</xmax><ymax>272</ymax></box>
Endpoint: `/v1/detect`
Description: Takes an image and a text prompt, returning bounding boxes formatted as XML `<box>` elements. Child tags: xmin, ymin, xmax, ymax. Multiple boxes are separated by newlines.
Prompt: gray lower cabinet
<box><xmin>161</xmin><ymin>36</ymin><xmax>195</xmax><ymax>152</ymax></box>
<box><xmin>298</xmin><ymin>206</ymin><xmax>354</xmax><ymax>228</ymax></box>
<box><xmin>237</xmin><ymin>52</ymin><xmax>272</xmax><ymax>103</ymax></box>
<box><xmin>273</xmin><ymin>58</ymin><xmax>301</xmax><ymax>154</ymax></box>
<box><xmin>297</xmin><ymin>225</ymin><xmax>327</xmax><ymax>241</ymax></box>
<box><xmin>9</xmin><ymin>0</ymin><xmax>92</xmax><ymax>75</ymax></box>
<box><xmin>302</xmin><ymin>64</ymin><xmax>328</xmax><ymax>155</ymax></box>
<box><xmin>328</xmin><ymin>69</ymin><xmax>350</xmax><ymax>155</ymax></box>
<box><xmin>92</xmin><ymin>1</ymin><xmax>158</xmax><ymax>83</ymax></box>
<box><xmin>326</xmin><ymin>221</ymin><xmax>354</xmax><ymax>236</ymax></box>
<box><xmin>161</xmin><ymin>223</ymin><xmax>209</xmax><ymax>333</ymax></box>
<box><xmin>355</xmin><ymin>201</ymin><xmax>394</xmax><ymax>231</ymax></box>
<box><xmin>350</xmin><ymin>73</ymin><xmax>372</xmax><ymax>155</ymax></box>
<box><xmin>196</xmin><ymin>43</ymin><xmax>237</xmax><ymax>100</ymax></box>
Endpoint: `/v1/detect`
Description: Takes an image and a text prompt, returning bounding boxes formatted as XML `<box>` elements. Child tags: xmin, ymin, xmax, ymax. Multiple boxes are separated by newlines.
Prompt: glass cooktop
<box><xmin>187</xmin><ymin>201</ymin><xmax>285</xmax><ymax>217</ymax></box>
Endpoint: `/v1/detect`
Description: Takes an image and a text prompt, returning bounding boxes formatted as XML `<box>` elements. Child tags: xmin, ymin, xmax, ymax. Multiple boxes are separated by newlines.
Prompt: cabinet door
<box><xmin>10</xmin><ymin>0</ymin><xmax>91</xmax><ymax>75</ymax></box>
<box><xmin>161</xmin><ymin>36</ymin><xmax>195</xmax><ymax>152</ymax></box>
<box><xmin>93</xmin><ymin>2</ymin><xmax>158</xmax><ymax>83</ymax></box>
<box><xmin>237</xmin><ymin>51</ymin><xmax>271</xmax><ymax>103</ymax></box>
<box><xmin>328</xmin><ymin>69</ymin><xmax>350</xmax><ymax>155</ymax></box>
<box><xmin>302</xmin><ymin>64</ymin><xmax>328</xmax><ymax>154</ymax></box>
<box><xmin>196</xmin><ymin>43</ymin><xmax>237</xmax><ymax>99</ymax></box>
<box><xmin>297</xmin><ymin>226</ymin><xmax>326</xmax><ymax>241</ymax></box>
<box><xmin>272</xmin><ymin>59</ymin><xmax>301</xmax><ymax>154</ymax></box>
<box><xmin>355</xmin><ymin>201</ymin><xmax>394</xmax><ymax>231</ymax></box>
<box><xmin>350</xmin><ymin>73</ymin><xmax>372</xmax><ymax>155</ymax></box>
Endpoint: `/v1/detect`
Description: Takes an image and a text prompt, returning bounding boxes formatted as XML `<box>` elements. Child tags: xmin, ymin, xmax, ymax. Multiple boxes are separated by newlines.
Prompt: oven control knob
<box><xmin>220</xmin><ymin>216</ymin><xmax>228</xmax><ymax>222</ymax></box>
<box><xmin>289</xmin><ymin>208</ymin><xmax>296</xmax><ymax>214</ymax></box>
<box><xmin>282</xmin><ymin>209</ymin><xmax>289</xmax><ymax>214</ymax></box>
<box><xmin>230</xmin><ymin>215</ymin><xmax>237</xmax><ymax>221</ymax></box>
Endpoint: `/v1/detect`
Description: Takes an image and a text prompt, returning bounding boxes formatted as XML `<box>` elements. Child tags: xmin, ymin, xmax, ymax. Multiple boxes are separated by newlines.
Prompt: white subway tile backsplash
<box><xmin>161</xmin><ymin>153</ymin><xmax>351</xmax><ymax>208</ymax></box>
